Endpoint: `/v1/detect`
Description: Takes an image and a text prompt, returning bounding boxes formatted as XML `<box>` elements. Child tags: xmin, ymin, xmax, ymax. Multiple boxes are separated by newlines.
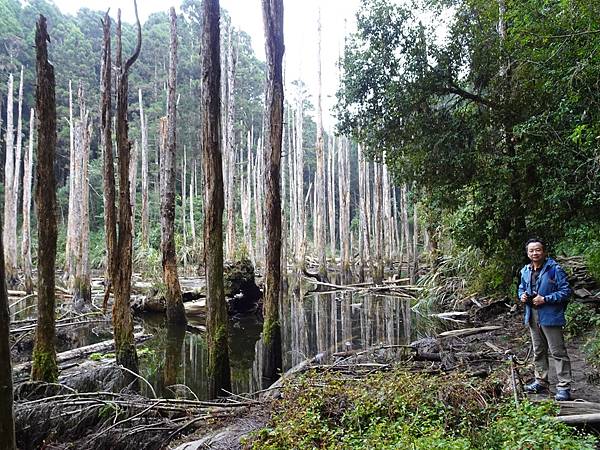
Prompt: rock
<box><xmin>574</xmin><ymin>288</ymin><xmax>592</xmax><ymax>298</ymax></box>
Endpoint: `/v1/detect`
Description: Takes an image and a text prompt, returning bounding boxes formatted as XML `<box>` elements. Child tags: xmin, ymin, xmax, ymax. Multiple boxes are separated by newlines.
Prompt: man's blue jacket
<box><xmin>518</xmin><ymin>257</ymin><xmax>572</xmax><ymax>327</ymax></box>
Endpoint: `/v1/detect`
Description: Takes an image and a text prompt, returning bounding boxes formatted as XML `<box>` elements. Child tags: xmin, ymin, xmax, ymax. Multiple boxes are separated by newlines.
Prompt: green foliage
<box><xmin>248</xmin><ymin>370</ymin><xmax>596</xmax><ymax>449</ymax></box>
<box><xmin>337</xmin><ymin>0</ymin><xmax>600</xmax><ymax>275</ymax></box>
<box><xmin>556</xmin><ymin>224</ymin><xmax>600</xmax><ymax>282</ymax></box>
<box><xmin>89</xmin><ymin>352</ymin><xmax>115</xmax><ymax>361</ymax></box>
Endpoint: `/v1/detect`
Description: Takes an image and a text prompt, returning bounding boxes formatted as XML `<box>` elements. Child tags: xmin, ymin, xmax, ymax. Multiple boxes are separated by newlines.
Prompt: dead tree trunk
<box><xmin>101</xmin><ymin>12</ymin><xmax>117</xmax><ymax>312</ymax></box>
<box><xmin>294</xmin><ymin>93</ymin><xmax>306</xmax><ymax>271</ymax></box>
<box><xmin>400</xmin><ymin>183</ymin><xmax>413</xmax><ymax>282</ymax></box>
<box><xmin>129</xmin><ymin>140</ymin><xmax>139</xmax><ymax>234</ymax></box>
<box><xmin>373</xmin><ymin>162</ymin><xmax>384</xmax><ymax>283</ymax></box>
<box><xmin>202</xmin><ymin>0</ymin><xmax>231</xmax><ymax>397</ymax></box>
<box><xmin>65</xmin><ymin>80</ymin><xmax>76</xmax><ymax>279</ymax></box>
<box><xmin>112</xmin><ymin>6</ymin><xmax>142</xmax><ymax>375</ymax></box>
<box><xmin>72</xmin><ymin>85</ymin><xmax>92</xmax><ymax>308</ymax></box>
<box><xmin>225</xmin><ymin>31</ymin><xmax>238</xmax><ymax>261</ymax></box>
<box><xmin>31</xmin><ymin>15</ymin><xmax>58</xmax><ymax>382</ymax></box>
<box><xmin>315</xmin><ymin>10</ymin><xmax>327</xmax><ymax>280</ymax></box>
<box><xmin>161</xmin><ymin>9</ymin><xmax>186</xmax><ymax>325</ymax></box>
<box><xmin>0</xmin><ymin>220</ymin><xmax>15</xmax><ymax>448</ymax></box>
<box><xmin>327</xmin><ymin>134</ymin><xmax>336</xmax><ymax>258</ymax></box>
<box><xmin>260</xmin><ymin>0</ymin><xmax>284</xmax><ymax>388</ymax></box>
<box><xmin>3</xmin><ymin>74</ymin><xmax>18</xmax><ymax>287</ymax></box>
<box><xmin>189</xmin><ymin>160</ymin><xmax>197</xmax><ymax>247</ymax></box>
<box><xmin>138</xmin><ymin>89</ymin><xmax>149</xmax><ymax>249</ymax></box>
<box><xmin>12</xmin><ymin>67</ymin><xmax>24</xmax><ymax>273</ymax></box>
<box><xmin>21</xmin><ymin>108</ymin><xmax>35</xmax><ymax>294</ymax></box>
<box><xmin>338</xmin><ymin>138</ymin><xmax>352</xmax><ymax>279</ymax></box>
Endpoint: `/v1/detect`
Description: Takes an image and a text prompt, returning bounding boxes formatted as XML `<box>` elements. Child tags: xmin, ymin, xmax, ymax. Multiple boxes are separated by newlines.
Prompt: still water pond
<box><xmin>139</xmin><ymin>280</ymin><xmax>417</xmax><ymax>400</ymax></box>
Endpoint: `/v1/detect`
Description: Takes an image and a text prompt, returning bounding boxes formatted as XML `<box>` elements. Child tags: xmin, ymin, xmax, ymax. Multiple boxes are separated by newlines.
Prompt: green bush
<box><xmin>247</xmin><ymin>369</ymin><xmax>596</xmax><ymax>449</ymax></box>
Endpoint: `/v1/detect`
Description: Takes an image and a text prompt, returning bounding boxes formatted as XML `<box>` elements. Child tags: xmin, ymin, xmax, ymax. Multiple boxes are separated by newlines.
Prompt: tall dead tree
<box><xmin>101</xmin><ymin>11</ymin><xmax>117</xmax><ymax>312</ymax></box>
<box><xmin>161</xmin><ymin>8</ymin><xmax>186</xmax><ymax>325</ymax></box>
<box><xmin>327</xmin><ymin>134</ymin><xmax>336</xmax><ymax>257</ymax></box>
<box><xmin>138</xmin><ymin>89</ymin><xmax>149</xmax><ymax>248</ymax></box>
<box><xmin>0</xmin><ymin>220</ymin><xmax>15</xmax><ymax>449</ymax></box>
<box><xmin>31</xmin><ymin>15</ymin><xmax>58</xmax><ymax>382</ymax></box>
<box><xmin>106</xmin><ymin>5</ymin><xmax>142</xmax><ymax>375</ymax></box>
<box><xmin>21</xmin><ymin>108</ymin><xmax>35</xmax><ymax>294</ymax></box>
<box><xmin>314</xmin><ymin>10</ymin><xmax>327</xmax><ymax>279</ymax></box>
<box><xmin>202</xmin><ymin>0</ymin><xmax>231</xmax><ymax>396</ymax></box>
<box><xmin>65</xmin><ymin>80</ymin><xmax>76</xmax><ymax>279</ymax></box>
<box><xmin>294</xmin><ymin>91</ymin><xmax>306</xmax><ymax>270</ymax></box>
<box><xmin>129</xmin><ymin>140</ymin><xmax>139</xmax><ymax>233</ymax></box>
<box><xmin>261</xmin><ymin>0</ymin><xmax>284</xmax><ymax>387</ymax></box>
<box><xmin>373</xmin><ymin>162</ymin><xmax>384</xmax><ymax>283</ymax></box>
<box><xmin>338</xmin><ymin>138</ymin><xmax>352</xmax><ymax>279</ymax></box>
<box><xmin>224</xmin><ymin>30</ymin><xmax>238</xmax><ymax>261</ymax></box>
<box><xmin>3</xmin><ymin>73</ymin><xmax>18</xmax><ymax>287</ymax></box>
<box><xmin>72</xmin><ymin>85</ymin><xmax>92</xmax><ymax>307</ymax></box>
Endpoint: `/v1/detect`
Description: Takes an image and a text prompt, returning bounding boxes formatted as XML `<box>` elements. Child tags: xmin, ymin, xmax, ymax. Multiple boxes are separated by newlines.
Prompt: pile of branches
<box><xmin>15</xmin><ymin>389</ymin><xmax>257</xmax><ymax>450</ymax></box>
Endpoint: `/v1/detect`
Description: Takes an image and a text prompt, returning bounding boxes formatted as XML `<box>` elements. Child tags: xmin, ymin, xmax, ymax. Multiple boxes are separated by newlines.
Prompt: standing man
<box><xmin>518</xmin><ymin>238</ymin><xmax>573</xmax><ymax>401</ymax></box>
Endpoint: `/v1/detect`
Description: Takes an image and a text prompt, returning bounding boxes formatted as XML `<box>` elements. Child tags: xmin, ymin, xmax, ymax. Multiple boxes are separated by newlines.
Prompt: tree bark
<box><xmin>161</xmin><ymin>10</ymin><xmax>186</xmax><ymax>325</ymax></box>
<box><xmin>112</xmin><ymin>6</ymin><xmax>142</xmax><ymax>376</ymax></box>
<box><xmin>139</xmin><ymin>88</ymin><xmax>149</xmax><ymax>249</ymax></box>
<box><xmin>72</xmin><ymin>85</ymin><xmax>92</xmax><ymax>308</ymax></box>
<box><xmin>101</xmin><ymin>11</ymin><xmax>117</xmax><ymax>312</ymax></box>
<box><xmin>225</xmin><ymin>30</ymin><xmax>238</xmax><ymax>261</ymax></box>
<box><xmin>0</xmin><ymin>219</ymin><xmax>15</xmax><ymax>449</ymax></box>
<box><xmin>260</xmin><ymin>0</ymin><xmax>285</xmax><ymax>388</ymax></box>
<box><xmin>373</xmin><ymin>162</ymin><xmax>384</xmax><ymax>283</ymax></box>
<box><xmin>65</xmin><ymin>80</ymin><xmax>76</xmax><ymax>280</ymax></box>
<box><xmin>327</xmin><ymin>134</ymin><xmax>336</xmax><ymax>258</ymax></box>
<box><xmin>315</xmin><ymin>10</ymin><xmax>327</xmax><ymax>280</ymax></box>
<box><xmin>31</xmin><ymin>15</ymin><xmax>58</xmax><ymax>382</ymax></box>
<box><xmin>202</xmin><ymin>0</ymin><xmax>231</xmax><ymax>397</ymax></box>
<box><xmin>21</xmin><ymin>108</ymin><xmax>34</xmax><ymax>294</ymax></box>
<box><xmin>3</xmin><ymin>73</ymin><xmax>17</xmax><ymax>287</ymax></box>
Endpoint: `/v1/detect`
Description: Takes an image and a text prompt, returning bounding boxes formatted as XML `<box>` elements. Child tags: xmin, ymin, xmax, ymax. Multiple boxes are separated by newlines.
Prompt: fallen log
<box><xmin>438</xmin><ymin>326</ymin><xmax>502</xmax><ymax>339</ymax></box>
<box><xmin>555</xmin><ymin>413</ymin><xmax>600</xmax><ymax>425</ymax></box>
<box><xmin>13</xmin><ymin>332</ymin><xmax>151</xmax><ymax>374</ymax></box>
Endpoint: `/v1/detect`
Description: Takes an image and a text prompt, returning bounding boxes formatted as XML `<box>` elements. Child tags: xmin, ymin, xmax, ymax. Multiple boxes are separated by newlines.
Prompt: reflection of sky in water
<box><xmin>139</xmin><ymin>286</ymin><xmax>414</xmax><ymax>400</ymax></box>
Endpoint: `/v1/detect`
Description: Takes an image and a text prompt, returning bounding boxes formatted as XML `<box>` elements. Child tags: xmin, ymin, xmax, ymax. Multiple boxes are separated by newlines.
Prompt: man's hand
<box><xmin>532</xmin><ymin>294</ymin><xmax>545</xmax><ymax>306</ymax></box>
<box><xmin>520</xmin><ymin>293</ymin><xmax>528</xmax><ymax>303</ymax></box>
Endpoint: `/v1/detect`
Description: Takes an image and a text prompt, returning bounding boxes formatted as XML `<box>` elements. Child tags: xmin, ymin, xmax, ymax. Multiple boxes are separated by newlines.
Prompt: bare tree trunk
<box><xmin>0</xmin><ymin>219</ymin><xmax>15</xmax><ymax>448</ymax></box>
<box><xmin>12</xmin><ymin>67</ymin><xmax>23</xmax><ymax>266</ymax></box>
<box><xmin>129</xmin><ymin>140</ymin><xmax>139</xmax><ymax>234</ymax></box>
<box><xmin>412</xmin><ymin>189</ymin><xmax>418</xmax><ymax>282</ymax></box>
<box><xmin>202</xmin><ymin>0</ymin><xmax>231</xmax><ymax>397</ymax></box>
<box><xmin>189</xmin><ymin>160</ymin><xmax>197</xmax><ymax>247</ymax></box>
<box><xmin>3</xmin><ymin>74</ymin><xmax>18</xmax><ymax>287</ymax></box>
<box><xmin>314</xmin><ymin>10</ymin><xmax>327</xmax><ymax>280</ymax></box>
<box><xmin>161</xmin><ymin>9</ymin><xmax>186</xmax><ymax>325</ymax></box>
<box><xmin>241</xmin><ymin>132</ymin><xmax>254</xmax><ymax>263</ymax></box>
<box><xmin>358</xmin><ymin>147</ymin><xmax>367</xmax><ymax>281</ymax></box>
<box><xmin>182</xmin><ymin>146</ymin><xmax>187</xmax><ymax>264</ymax></box>
<box><xmin>31</xmin><ymin>15</ymin><xmax>58</xmax><ymax>382</ymax></box>
<box><xmin>101</xmin><ymin>12</ymin><xmax>117</xmax><ymax>313</ymax></box>
<box><xmin>225</xmin><ymin>31</ymin><xmax>238</xmax><ymax>261</ymax></box>
<box><xmin>338</xmin><ymin>138</ymin><xmax>351</xmax><ymax>279</ymax></box>
<box><xmin>65</xmin><ymin>80</ymin><xmax>76</xmax><ymax>279</ymax></box>
<box><xmin>382</xmin><ymin>164</ymin><xmax>393</xmax><ymax>268</ymax></box>
<box><xmin>72</xmin><ymin>85</ymin><xmax>92</xmax><ymax>308</ymax></box>
<box><xmin>112</xmin><ymin>6</ymin><xmax>142</xmax><ymax>376</ymax></box>
<box><xmin>21</xmin><ymin>108</ymin><xmax>34</xmax><ymax>294</ymax></box>
<box><xmin>327</xmin><ymin>134</ymin><xmax>336</xmax><ymax>258</ymax></box>
<box><xmin>294</xmin><ymin>94</ymin><xmax>306</xmax><ymax>271</ymax></box>
<box><xmin>400</xmin><ymin>183</ymin><xmax>413</xmax><ymax>283</ymax></box>
<box><xmin>138</xmin><ymin>89</ymin><xmax>149</xmax><ymax>249</ymax></box>
<box><xmin>261</xmin><ymin>0</ymin><xmax>284</xmax><ymax>388</ymax></box>
<box><xmin>373</xmin><ymin>162</ymin><xmax>384</xmax><ymax>283</ymax></box>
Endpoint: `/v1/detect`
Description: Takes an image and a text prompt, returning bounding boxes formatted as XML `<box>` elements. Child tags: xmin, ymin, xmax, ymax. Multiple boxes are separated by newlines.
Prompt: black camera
<box><xmin>524</xmin><ymin>292</ymin><xmax>537</xmax><ymax>306</ymax></box>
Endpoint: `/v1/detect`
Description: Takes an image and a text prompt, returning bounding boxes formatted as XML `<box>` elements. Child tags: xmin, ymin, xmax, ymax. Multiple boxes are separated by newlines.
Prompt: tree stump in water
<box><xmin>224</xmin><ymin>258</ymin><xmax>262</xmax><ymax>314</ymax></box>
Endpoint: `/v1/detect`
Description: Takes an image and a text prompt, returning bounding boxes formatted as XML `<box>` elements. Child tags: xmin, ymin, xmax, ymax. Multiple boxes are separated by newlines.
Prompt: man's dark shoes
<box><xmin>525</xmin><ymin>380</ymin><xmax>548</xmax><ymax>394</ymax></box>
<box><xmin>555</xmin><ymin>388</ymin><xmax>571</xmax><ymax>401</ymax></box>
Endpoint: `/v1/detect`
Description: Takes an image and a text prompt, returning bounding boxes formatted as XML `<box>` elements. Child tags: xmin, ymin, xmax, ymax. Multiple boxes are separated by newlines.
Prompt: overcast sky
<box><xmin>51</xmin><ymin>0</ymin><xmax>363</xmax><ymax>129</ymax></box>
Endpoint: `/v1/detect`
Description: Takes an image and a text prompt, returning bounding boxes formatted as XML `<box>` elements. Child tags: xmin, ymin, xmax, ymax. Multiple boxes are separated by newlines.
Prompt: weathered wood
<box><xmin>555</xmin><ymin>413</ymin><xmax>600</xmax><ymax>425</ymax></box>
<box><xmin>0</xmin><ymin>194</ymin><xmax>16</xmax><ymax>448</ymax></box>
<box><xmin>138</xmin><ymin>89</ymin><xmax>149</xmax><ymax>249</ymax></box>
<box><xmin>112</xmin><ymin>5</ymin><xmax>142</xmax><ymax>375</ymax></box>
<box><xmin>31</xmin><ymin>14</ymin><xmax>58</xmax><ymax>383</ymax></box>
<box><xmin>202</xmin><ymin>0</ymin><xmax>231</xmax><ymax>397</ymax></box>
<box><xmin>261</xmin><ymin>0</ymin><xmax>285</xmax><ymax>388</ymax></box>
<box><xmin>101</xmin><ymin>11</ymin><xmax>117</xmax><ymax>313</ymax></box>
<box><xmin>3</xmin><ymin>73</ymin><xmax>18</xmax><ymax>287</ymax></box>
<box><xmin>21</xmin><ymin>108</ymin><xmax>35</xmax><ymax>294</ymax></box>
<box><xmin>224</xmin><ymin>28</ymin><xmax>238</xmax><ymax>261</ymax></box>
<box><xmin>161</xmin><ymin>7</ymin><xmax>186</xmax><ymax>325</ymax></box>
<box><xmin>438</xmin><ymin>326</ymin><xmax>502</xmax><ymax>338</ymax></box>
